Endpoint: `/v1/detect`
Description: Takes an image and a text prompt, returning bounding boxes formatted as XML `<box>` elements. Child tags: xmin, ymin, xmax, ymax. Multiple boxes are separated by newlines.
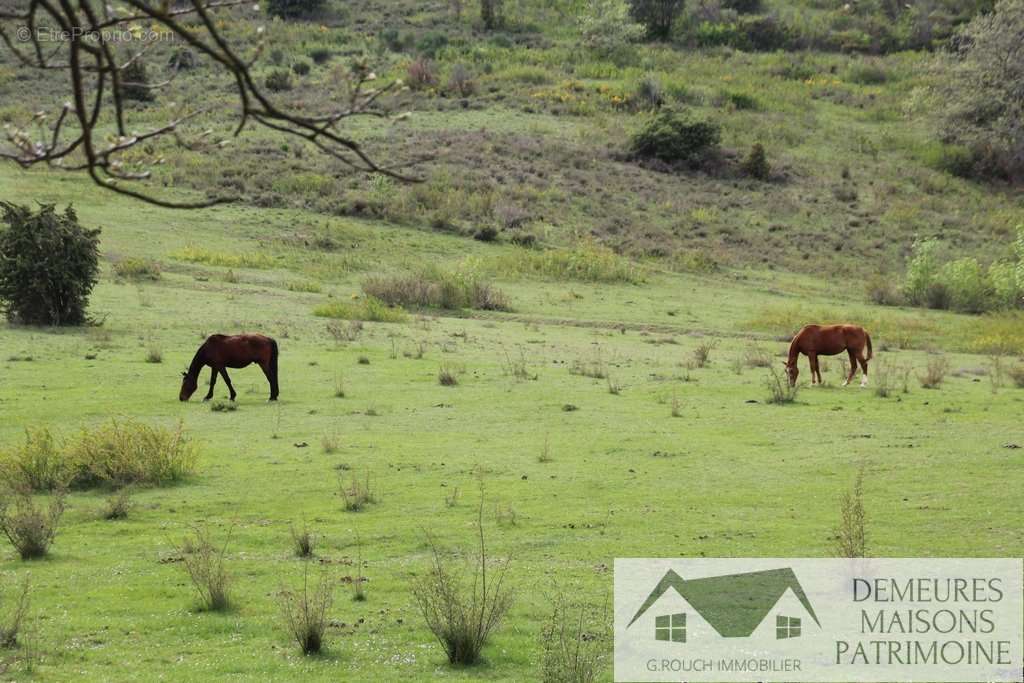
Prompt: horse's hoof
<box><xmin>269</xmin><ymin>397</ymin><xmax>278</xmax><ymax>402</ymax></box>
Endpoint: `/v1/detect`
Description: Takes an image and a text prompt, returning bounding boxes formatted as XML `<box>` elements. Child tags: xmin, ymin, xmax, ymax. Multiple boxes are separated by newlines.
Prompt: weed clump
<box><xmin>919</xmin><ymin>356</ymin><xmax>950</xmax><ymax>389</ymax></box>
<box><xmin>339</xmin><ymin>472</ymin><xmax>376</xmax><ymax>512</ymax></box>
<box><xmin>0</xmin><ymin>489</ymin><xmax>66</xmax><ymax>559</ymax></box>
<box><xmin>279</xmin><ymin>564</ymin><xmax>333</xmax><ymax>655</ymax></box>
<box><xmin>765</xmin><ymin>366</ymin><xmax>799</xmax><ymax>404</ymax></box>
<box><xmin>180</xmin><ymin>527</ymin><xmax>232</xmax><ymax>611</ymax></box>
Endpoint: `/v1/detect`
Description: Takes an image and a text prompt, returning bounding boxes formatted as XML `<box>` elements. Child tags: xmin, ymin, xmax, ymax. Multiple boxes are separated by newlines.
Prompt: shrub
<box><xmin>67</xmin><ymin>419</ymin><xmax>198</xmax><ymax>488</ymax></box>
<box><xmin>0</xmin><ymin>428</ymin><xmax>68</xmax><ymax>492</ymax></box>
<box><xmin>313</xmin><ymin>297</ymin><xmax>407</xmax><ymax>323</ymax></box>
<box><xmin>0</xmin><ymin>577</ymin><xmax>30</xmax><ymax>647</ymax></box>
<box><xmin>938</xmin><ymin>257</ymin><xmax>992</xmax><ymax>313</ymax></box>
<box><xmin>339</xmin><ymin>472</ymin><xmax>376</xmax><ymax>511</ymax></box>
<box><xmin>406</xmin><ymin>58</ymin><xmax>437</xmax><ymax>90</ymax></box>
<box><xmin>414</xmin><ymin>505</ymin><xmax>514</xmax><ymax>665</ymax></box>
<box><xmin>1008</xmin><ymin>364</ymin><xmax>1024</xmax><ymax>388</ymax></box>
<box><xmin>113</xmin><ymin>258</ymin><xmax>161</xmax><ymax>281</ymax></box>
<box><xmin>0</xmin><ymin>203</ymin><xmax>100</xmax><ymax>325</ymax></box>
<box><xmin>740</xmin><ymin>143</ymin><xmax>770</xmax><ymax>180</ymax></box>
<box><xmin>480</xmin><ymin>0</ymin><xmax>503</xmax><ymax>29</ymax></box>
<box><xmin>539</xmin><ymin>593</ymin><xmax>609</xmax><ymax>683</ymax></box>
<box><xmin>629</xmin><ymin>0</ymin><xmax>685</xmax><ymax>39</ymax></box>
<box><xmin>491</xmin><ymin>240</ymin><xmax>642</xmax><ymax>283</ymax></box>
<box><xmin>692</xmin><ymin>339</ymin><xmax>718</xmax><ymax>368</ymax></box>
<box><xmin>121</xmin><ymin>59</ymin><xmax>154</xmax><ymax>102</ymax></box>
<box><xmin>633</xmin><ymin>75</ymin><xmax>663</xmax><ymax>110</ymax></box>
<box><xmin>904</xmin><ymin>238</ymin><xmax>943</xmax><ymax>307</ymax></box>
<box><xmin>988</xmin><ymin>261</ymin><xmax>1022</xmax><ymax>310</ymax></box>
<box><xmin>765</xmin><ymin>366</ymin><xmax>799</xmax><ymax>404</ymax></box>
<box><xmin>722</xmin><ymin>0</ymin><xmax>760</xmax><ymax>13</ymax></box>
<box><xmin>279</xmin><ymin>564</ymin><xmax>333</xmax><ymax>655</ymax></box>
<box><xmin>308</xmin><ymin>47</ymin><xmax>331</xmax><ymax>65</ymax></box>
<box><xmin>416</xmin><ymin>32</ymin><xmax>450</xmax><ymax>58</ymax></box>
<box><xmin>102</xmin><ymin>487</ymin><xmax>134</xmax><ymax>520</ymax></box>
<box><xmin>834</xmin><ymin>464</ymin><xmax>867</xmax><ymax>558</ymax></box>
<box><xmin>266</xmin><ymin>0</ymin><xmax>324</xmax><ymax>19</ymax></box>
<box><xmin>447</xmin><ymin>64</ymin><xmax>476</xmax><ymax>97</ymax></box>
<box><xmin>919</xmin><ymin>356</ymin><xmax>950</xmax><ymax>388</ymax></box>
<box><xmin>145</xmin><ymin>346</ymin><xmax>163</xmax><ymax>364</ymax></box>
<box><xmin>265</xmin><ymin>69</ymin><xmax>293</xmax><ymax>92</ymax></box>
<box><xmin>361</xmin><ymin>269</ymin><xmax>510</xmax><ymax>312</ymax></box>
<box><xmin>577</xmin><ymin>0</ymin><xmax>644</xmax><ymax>57</ymax></box>
<box><xmin>438</xmin><ymin>364</ymin><xmax>459</xmax><ymax>386</ymax></box>
<box><xmin>291</xmin><ymin>521</ymin><xmax>317</xmax><ymax>558</ymax></box>
<box><xmin>630</xmin><ymin>111</ymin><xmax>721</xmax><ymax>164</ymax></box>
<box><xmin>0</xmin><ymin>489</ymin><xmax>66</xmax><ymax>560</ymax></box>
<box><xmin>865</xmin><ymin>274</ymin><xmax>900</xmax><ymax>306</ymax></box>
<box><xmin>845</xmin><ymin>59</ymin><xmax>889</xmax><ymax>84</ymax></box>
<box><xmin>292</xmin><ymin>61</ymin><xmax>311</xmax><ymax>76</ymax></box>
<box><xmin>180</xmin><ymin>527</ymin><xmax>232</xmax><ymax>611</ymax></box>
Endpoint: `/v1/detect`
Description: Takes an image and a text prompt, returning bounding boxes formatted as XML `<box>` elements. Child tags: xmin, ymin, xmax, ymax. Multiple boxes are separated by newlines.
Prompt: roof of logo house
<box><xmin>627</xmin><ymin>567</ymin><xmax>821</xmax><ymax>636</ymax></box>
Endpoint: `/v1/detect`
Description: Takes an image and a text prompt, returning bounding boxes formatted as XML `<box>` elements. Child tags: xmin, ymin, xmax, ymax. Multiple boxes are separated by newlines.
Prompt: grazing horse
<box><xmin>179</xmin><ymin>334</ymin><xmax>279</xmax><ymax>402</ymax></box>
<box><xmin>785</xmin><ymin>324</ymin><xmax>872</xmax><ymax>388</ymax></box>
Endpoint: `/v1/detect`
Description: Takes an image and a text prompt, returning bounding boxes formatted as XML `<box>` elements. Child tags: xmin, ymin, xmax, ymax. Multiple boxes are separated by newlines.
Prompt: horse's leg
<box><xmin>844</xmin><ymin>351</ymin><xmax>856</xmax><ymax>387</ymax></box>
<box><xmin>857</xmin><ymin>352</ymin><xmax>869</xmax><ymax>387</ymax></box>
<box><xmin>808</xmin><ymin>353</ymin><xmax>819</xmax><ymax>385</ymax></box>
<box><xmin>219</xmin><ymin>368</ymin><xmax>237</xmax><ymax>401</ymax></box>
<box><xmin>257</xmin><ymin>360</ymin><xmax>278</xmax><ymax>401</ymax></box>
<box><xmin>203</xmin><ymin>367</ymin><xmax>218</xmax><ymax>401</ymax></box>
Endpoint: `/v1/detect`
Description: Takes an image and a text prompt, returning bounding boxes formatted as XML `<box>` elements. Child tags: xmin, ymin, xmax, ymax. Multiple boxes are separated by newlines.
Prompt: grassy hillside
<box><xmin>0</xmin><ymin>162</ymin><xmax>1023</xmax><ymax>680</ymax></box>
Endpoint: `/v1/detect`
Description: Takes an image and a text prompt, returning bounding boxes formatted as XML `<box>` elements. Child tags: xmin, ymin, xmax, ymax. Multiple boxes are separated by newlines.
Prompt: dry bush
<box><xmin>180</xmin><ymin>526</ymin><xmax>232</xmax><ymax>611</ymax></box>
<box><xmin>539</xmin><ymin>592</ymin><xmax>609</xmax><ymax>683</ymax></box>
<box><xmin>0</xmin><ymin>489</ymin><xmax>66</xmax><ymax>560</ymax></box>
<box><xmin>145</xmin><ymin>346</ymin><xmax>163</xmax><ymax>363</ymax></box>
<box><xmin>339</xmin><ymin>472</ymin><xmax>377</xmax><ymax>512</ymax></box>
<box><xmin>834</xmin><ymin>464</ymin><xmax>867</xmax><ymax>558</ymax></box>
<box><xmin>414</xmin><ymin>504</ymin><xmax>515</xmax><ymax>665</ymax></box>
<box><xmin>0</xmin><ymin>577</ymin><xmax>31</xmax><ymax>648</ymax></box>
<box><xmin>743</xmin><ymin>344</ymin><xmax>772</xmax><ymax>368</ymax></box>
<box><xmin>102</xmin><ymin>487</ymin><xmax>134</xmax><ymax>520</ymax></box>
<box><xmin>1009</xmin><ymin>363</ymin><xmax>1024</xmax><ymax>388</ymax></box>
<box><xmin>606</xmin><ymin>375</ymin><xmax>621</xmax><ymax>395</ymax></box>
<box><xmin>765</xmin><ymin>366</ymin><xmax>798</xmax><ymax>404</ymax></box>
<box><xmin>692</xmin><ymin>339</ymin><xmax>719</xmax><ymax>368</ymax></box>
<box><xmin>326</xmin><ymin>320</ymin><xmax>362</xmax><ymax>344</ymax></box>
<box><xmin>279</xmin><ymin>563</ymin><xmax>333</xmax><ymax>655</ymax></box>
<box><xmin>321</xmin><ymin>433</ymin><xmax>340</xmax><ymax>454</ymax></box>
<box><xmin>569</xmin><ymin>348</ymin><xmax>607</xmax><ymax>379</ymax></box>
<box><xmin>670</xmin><ymin>391</ymin><xmax>681</xmax><ymax>417</ymax></box>
<box><xmin>919</xmin><ymin>356</ymin><xmax>951</xmax><ymax>389</ymax></box>
<box><xmin>501</xmin><ymin>347</ymin><xmax>536</xmax><ymax>381</ymax></box>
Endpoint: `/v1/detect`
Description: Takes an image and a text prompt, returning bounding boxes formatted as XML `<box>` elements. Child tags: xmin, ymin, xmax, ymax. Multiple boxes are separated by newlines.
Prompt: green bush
<box><xmin>938</xmin><ymin>257</ymin><xmax>991</xmax><ymax>313</ymax></box>
<box><xmin>904</xmin><ymin>238</ymin><xmax>943</xmax><ymax>307</ymax></box>
<box><xmin>629</xmin><ymin>0</ymin><xmax>685</xmax><ymax>39</ymax></box>
<box><xmin>313</xmin><ymin>296</ymin><xmax>407</xmax><ymax>322</ymax></box>
<box><xmin>113</xmin><ymin>257</ymin><xmax>161</xmax><ymax>281</ymax></box>
<box><xmin>0</xmin><ymin>203</ymin><xmax>100</xmax><ymax>325</ymax></box>
<box><xmin>266</xmin><ymin>0</ymin><xmax>324</xmax><ymax>19</ymax></box>
<box><xmin>845</xmin><ymin>59</ymin><xmax>889</xmax><ymax>84</ymax></box>
<box><xmin>122</xmin><ymin>59</ymin><xmax>155</xmax><ymax>102</ymax></box>
<box><xmin>0</xmin><ymin>428</ymin><xmax>68</xmax><ymax>492</ymax></box>
<box><xmin>292</xmin><ymin>61</ymin><xmax>311</xmax><ymax>76</ymax></box>
<box><xmin>740</xmin><ymin>143</ymin><xmax>771</xmax><ymax>180</ymax></box>
<box><xmin>67</xmin><ymin>420</ymin><xmax>199</xmax><ymax>488</ymax></box>
<box><xmin>630</xmin><ymin>110</ymin><xmax>721</xmax><ymax>164</ymax></box>
<box><xmin>265</xmin><ymin>69</ymin><xmax>293</xmax><ymax>92</ymax></box>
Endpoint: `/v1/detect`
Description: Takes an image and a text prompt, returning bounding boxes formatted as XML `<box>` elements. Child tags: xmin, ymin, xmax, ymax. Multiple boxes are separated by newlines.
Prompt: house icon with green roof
<box><xmin>626</xmin><ymin>567</ymin><xmax>820</xmax><ymax>644</ymax></box>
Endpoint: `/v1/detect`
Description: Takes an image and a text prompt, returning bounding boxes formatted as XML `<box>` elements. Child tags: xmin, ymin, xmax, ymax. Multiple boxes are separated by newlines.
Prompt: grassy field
<box><xmin>0</xmin><ymin>163</ymin><xmax>1022</xmax><ymax>680</ymax></box>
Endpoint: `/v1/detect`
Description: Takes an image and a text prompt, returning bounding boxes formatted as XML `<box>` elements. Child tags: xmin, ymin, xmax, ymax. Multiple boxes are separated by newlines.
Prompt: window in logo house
<box><xmin>655</xmin><ymin>613</ymin><xmax>686</xmax><ymax>642</ymax></box>
<box><xmin>776</xmin><ymin>615</ymin><xmax>801</xmax><ymax>639</ymax></box>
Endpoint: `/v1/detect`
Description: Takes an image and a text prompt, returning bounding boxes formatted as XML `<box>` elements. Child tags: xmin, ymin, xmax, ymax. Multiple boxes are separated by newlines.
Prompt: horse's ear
<box><xmin>181</xmin><ymin>371</ymin><xmax>187</xmax><ymax>378</ymax></box>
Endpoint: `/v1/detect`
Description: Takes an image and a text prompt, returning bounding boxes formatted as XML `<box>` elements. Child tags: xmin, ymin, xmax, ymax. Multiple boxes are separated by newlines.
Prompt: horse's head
<box><xmin>783</xmin><ymin>360</ymin><xmax>799</xmax><ymax>387</ymax></box>
<box><xmin>179</xmin><ymin>370</ymin><xmax>198</xmax><ymax>401</ymax></box>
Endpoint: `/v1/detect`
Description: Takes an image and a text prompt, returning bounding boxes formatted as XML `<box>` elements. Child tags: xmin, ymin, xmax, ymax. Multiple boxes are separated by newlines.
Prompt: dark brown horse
<box><xmin>179</xmin><ymin>334</ymin><xmax>279</xmax><ymax>402</ymax></box>
<box><xmin>785</xmin><ymin>324</ymin><xmax>872</xmax><ymax>387</ymax></box>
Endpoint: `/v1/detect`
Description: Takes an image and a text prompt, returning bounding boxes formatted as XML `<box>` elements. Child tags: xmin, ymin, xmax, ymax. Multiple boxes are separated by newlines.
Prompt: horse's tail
<box><xmin>865</xmin><ymin>331</ymin><xmax>873</xmax><ymax>360</ymax></box>
<box><xmin>269</xmin><ymin>337</ymin><xmax>280</xmax><ymax>397</ymax></box>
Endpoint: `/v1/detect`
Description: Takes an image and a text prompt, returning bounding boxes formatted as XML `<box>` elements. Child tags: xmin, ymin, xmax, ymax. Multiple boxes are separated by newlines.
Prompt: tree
<box><xmin>0</xmin><ymin>1</ymin><xmax>413</xmax><ymax>208</ymax></box>
<box><xmin>936</xmin><ymin>0</ymin><xmax>1024</xmax><ymax>179</ymax></box>
<box><xmin>577</xmin><ymin>0</ymin><xmax>645</xmax><ymax>57</ymax></box>
<box><xmin>629</xmin><ymin>0</ymin><xmax>685</xmax><ymax>39</ymax></box>
<box><xmin>0</xmin><ymin>203</ymin><xmax>100</xmax><ymax>326</ymax></box>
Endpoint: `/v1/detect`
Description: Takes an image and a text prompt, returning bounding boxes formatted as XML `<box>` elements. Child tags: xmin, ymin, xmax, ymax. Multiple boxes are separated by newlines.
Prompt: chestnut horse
<box><xmin>179</xmin><ymin>334</ymin><xmax>279</xmax><ymax>402</ymax></box>
<box><xmin>785</xmin><ymin>324</ymin><xmax>872</xmax><ymax>387</ymax></box>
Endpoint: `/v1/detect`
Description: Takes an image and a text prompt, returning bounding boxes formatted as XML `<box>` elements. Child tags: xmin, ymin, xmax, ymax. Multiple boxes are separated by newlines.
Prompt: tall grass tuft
<box><xmin>68</xmin><ymin>419</ymin><xmax>198</xmax><ymax>488</ymax></box>
<box><xmin>918</xmin><ymin>356</ymin><xmax>950</xmax><ymax>389</ymax></box>
<box><xmin>180</xmin><ymin>526</ymin><xmax>232</xmax><ymax>611</ymax></box>
<box><xmin>0</xmin><ymin>489</ymin><xmax>66</xmax><ymax>560</ymax></box>
<box><xmin>489</xmin><ymin>240</ymin><xmax>642</xmax><ymax>284</ymax></box>
<box><xmin>291</xmin><ymin>521</ymin><xmax>318</xmax><ymax>558</ymax></box>
<box><xmin>339</xmin><ymin>472</ymin><xmax>377</xmax><ymax>512</ymax></box>
<box><xmin>362</xmin><ymin>269</ymin><xmax>510</xmax><ymax>312</ymax></box>
<box><xmin>765</xmin><ymin>366</ymin><xmax>799</xmax><ymax>404</ymax></box>
<box><xmin>279</xmin><ymin>563</ymin><xmax>333</xmax><ymax>655</ymax></box>
<box><xmin>414</xmin><ymin>502</ymin><xmax>514</xmax><ymax>666</ymax></box>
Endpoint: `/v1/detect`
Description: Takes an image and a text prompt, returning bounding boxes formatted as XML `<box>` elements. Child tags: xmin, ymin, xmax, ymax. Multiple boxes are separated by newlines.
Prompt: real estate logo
<box><xmin>614</xmin><ymin>558</ymin><xmax>1024</xmax><ymax>683</ymax></box>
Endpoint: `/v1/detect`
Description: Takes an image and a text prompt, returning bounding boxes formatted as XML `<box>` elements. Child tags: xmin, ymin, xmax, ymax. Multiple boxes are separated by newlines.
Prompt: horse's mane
<box><xmin>185</xmin><ymin>341</ymin><xmax>208</xmax><ymax>379</ymax></box>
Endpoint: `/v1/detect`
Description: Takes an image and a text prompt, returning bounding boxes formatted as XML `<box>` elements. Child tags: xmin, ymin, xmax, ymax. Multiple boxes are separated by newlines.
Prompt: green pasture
<box><xmin>0</xmin><ymin>166</ymin><xmax>1021</xmax><ymax>680</ymax></box>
